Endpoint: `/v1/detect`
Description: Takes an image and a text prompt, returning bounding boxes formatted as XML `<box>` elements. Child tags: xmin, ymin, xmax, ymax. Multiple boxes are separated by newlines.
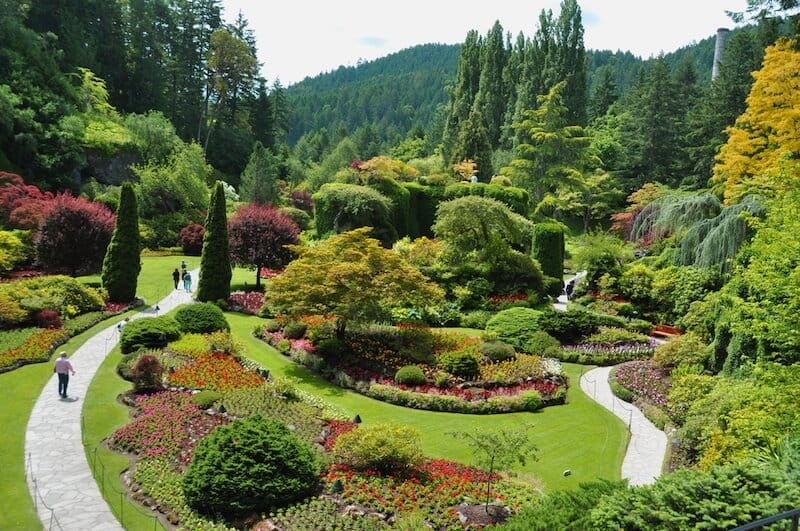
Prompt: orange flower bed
<box><xmin>167</xmin><ymin>353</ymin><xmax>264</xmax><ymax>391</ymax></box>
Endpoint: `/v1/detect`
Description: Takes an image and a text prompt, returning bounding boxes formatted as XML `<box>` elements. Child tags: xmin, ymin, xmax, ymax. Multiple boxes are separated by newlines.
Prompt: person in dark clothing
<box><xmin>172</xmin><ymin>268</ymin><xmax>180</xmax><ymax>289</ymax></box>
<box><xmin>565</xmin><ymin>280</ymin><xmax>575</xmax><ymax>299</ymax></box>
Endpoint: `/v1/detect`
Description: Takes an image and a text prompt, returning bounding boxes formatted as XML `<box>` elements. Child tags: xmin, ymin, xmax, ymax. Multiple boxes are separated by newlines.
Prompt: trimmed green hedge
<box><xmin>119</xmin><ymin>316</ymin><xmax>182</xmax><ymax>354</ymax></box>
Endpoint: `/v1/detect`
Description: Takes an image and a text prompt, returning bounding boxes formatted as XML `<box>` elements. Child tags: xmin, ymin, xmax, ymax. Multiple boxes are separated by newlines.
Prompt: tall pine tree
<box><xmin>239</xmin><ymin>141</ymin><xmax>280</xmax><ymax>204</ymax></box>
<box><xmin>101</xmin><ymin>182</ymin><xmax>141</xmax><ymax>302</ymax></box>
<box><xmin>197</xmin><ymin>181</ymin><xmax>232</xmax><ymax>302</ymax></box>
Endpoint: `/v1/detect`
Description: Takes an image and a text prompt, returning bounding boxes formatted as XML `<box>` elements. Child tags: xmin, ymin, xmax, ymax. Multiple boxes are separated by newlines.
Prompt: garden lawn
<box><xmin>228</xmin><ymin>313</ymin><xmax>628</xmax><ymax>491</ymax></box>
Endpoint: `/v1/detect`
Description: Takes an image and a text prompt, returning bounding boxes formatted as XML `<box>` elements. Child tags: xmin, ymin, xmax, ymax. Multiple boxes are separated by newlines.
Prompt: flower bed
<box><xmin>0</xmin><ymin>328</ymin><xmax>70</xmax><ymax>372</ymax></box>
<box><xmin>556</xmin><ymin>343</ymin><xmax>654</xmax><ymax>366</ymax></box>
<box><xmin>612</xmin><ymin>360</ymin><xmax>671</xmax><ymax>408</ymax></box>
<box><xmin>110</xmin><ymin>391</ymin><xmax>230</xmax><ymax>468</ymax></box>
<box><xmin>166</xmin><ymin>353</ymin><xmax>265</xmax><ymax>391</ymax></box>
<box><xmin>322</xmin><ymin>459</ymin><xmax>539</xmax><ymax>529</ymax></box>
<box><xmin>227</xmin><ymin>291</ymin><xmax>264</xmax><ymax>315</ymax></box>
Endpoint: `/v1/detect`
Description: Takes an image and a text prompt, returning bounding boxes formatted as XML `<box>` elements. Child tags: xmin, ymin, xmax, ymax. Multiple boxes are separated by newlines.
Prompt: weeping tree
<box><xmin>630</xmin><ymin>192</ymin><xmax>722</xmax><ymax>243</ymax></box>
<box><xmin>677</xmin><ymin>195</ymin><xmax>766</xmax><ymax>272</ymax></box>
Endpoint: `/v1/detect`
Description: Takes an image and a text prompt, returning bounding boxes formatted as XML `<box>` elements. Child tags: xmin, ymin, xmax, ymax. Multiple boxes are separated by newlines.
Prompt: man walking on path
<box><xmin>54</xmin><ymin>351</ymin><xmax>75</xmax><ymax>398</ymax></box>
<box><xmin>172</xmin><ymin>268</ymin><xmax>181</xmax><ymax>289</ymax></box>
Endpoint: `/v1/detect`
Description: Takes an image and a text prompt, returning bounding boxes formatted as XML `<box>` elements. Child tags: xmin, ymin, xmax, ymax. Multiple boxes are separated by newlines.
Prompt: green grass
<box><xmin>228</xmin><ymin>313</ymin><xmax>627</xmax><ymax>491</ymax></box>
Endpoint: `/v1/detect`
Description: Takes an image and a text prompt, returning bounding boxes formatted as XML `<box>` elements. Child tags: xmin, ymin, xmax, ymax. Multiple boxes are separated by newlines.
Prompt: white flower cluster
<box><xmin>542</xmin><ymin>357</ymin><xmax>563</xmax><ymax>376</ymax></box>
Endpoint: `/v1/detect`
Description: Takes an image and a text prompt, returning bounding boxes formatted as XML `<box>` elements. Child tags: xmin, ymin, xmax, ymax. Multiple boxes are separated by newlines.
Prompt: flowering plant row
<box><xmin>110</xmin><ymin>391</ymin><xmax>229</xmax><ymax>468</ymax></box>
<box><xmin>0</xmin><ymin>327</ymin><xmax>69</xmax><ymax>371</ymax></box>
<box><xmin>557</xmin><ymin>343</ymin><xmax>654</xmax><ymax>366</ymax></box>
<box><xmin>613</xmin><ymin>360</ymin><xmax>671</xmax><ymax>408</ymax></box>
<box><xmin>227</xmin><ymin>291</ymin><xmax>264</xmax><ymax>315</ymax></box>
<box><xmin>167</xmin><ymin>352</ymin><xmax>264</xmax><ymax>391</ymax></box>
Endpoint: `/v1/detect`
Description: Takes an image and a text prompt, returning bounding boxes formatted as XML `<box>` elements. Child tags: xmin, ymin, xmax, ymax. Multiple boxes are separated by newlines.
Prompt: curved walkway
<box><xmin>580</xmin><ymin>365</ymin><xmax>668</xmax><ymax>486</ymax></box>
<box><xmin>24</xmin><ymin>272</ymin><xmax>199</xmax><ymax>531</ymax></box>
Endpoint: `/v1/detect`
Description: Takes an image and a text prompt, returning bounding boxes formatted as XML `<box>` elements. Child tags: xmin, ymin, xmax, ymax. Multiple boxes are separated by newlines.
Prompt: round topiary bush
<box><xmin>190</xmin><ymin>390</ymin><xmax>222</xmax><ymax>409</ymax></box>
<box><xmin>332</xmin><ymin>423</ymin><xmax>422</xmax><ymax>473</ymax></box>
<box><xmin>283</xmin><ymin>321</ymin><xmax>307</xmax><ymax>339</ymax></box>
<box><xmin>460</xmin><ymin>310</ymin><xmax>493</xmax><ymax>330</ymax></box>
<box><xmin>479</xmin><ymin>340</ymin><xmax>517</xmax><ymax>362</ymax></box>
<box><xmin>437</xmin><ymin>347</ymin><xmax>480</xmax><ymax>379</ymax></box>
<box><xmin>395</xmin><ymin>365</ymin><xmax>426</xmax><ymax>385</ymax></box>
<box><xmin>174</xmin><ymin>302</ymin><xmax>229</xmax><ymax>334</ymax></box>
<box><xmin>182</xmin><ymin>416</ymin><xmax>320</xmax><ymax>517</ymax></box>
<box><xmin>523</xmin><ymin>331</ymin><xmax>561</xmax><ymax>357</ymax></box>
<box><xmin>120</xmin><ymin>316</ymin><xmax>182</xmax><ymax>354</ymax></box>
<box><xmin>485</xmin><ymin>307</ymin><xmax>544</xmax><ymax>349</ymax></box>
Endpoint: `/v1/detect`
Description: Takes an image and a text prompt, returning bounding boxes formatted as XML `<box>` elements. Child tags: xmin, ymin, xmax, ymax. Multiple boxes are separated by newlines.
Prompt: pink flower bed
<box><xmin>227</xmin><ymin>291</ymin><xmax>264</xmax><ymax>315</ymax></box>
<box><xmin>614</xmin><ymin>360</ymin><xmax>670</xmax><ymax>407</ymax></box>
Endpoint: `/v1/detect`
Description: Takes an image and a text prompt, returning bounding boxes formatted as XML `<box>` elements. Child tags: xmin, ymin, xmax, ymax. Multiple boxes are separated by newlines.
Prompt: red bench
<box><xmin>651</xmin><ymin>324</ymin><xmax>682</xmax><ymax>339</ymax></box>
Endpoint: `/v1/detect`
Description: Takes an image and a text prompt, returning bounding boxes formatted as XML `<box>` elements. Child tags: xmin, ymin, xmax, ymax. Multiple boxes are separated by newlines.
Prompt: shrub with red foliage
<box><xmin>35</xmin><ymin>193</ymin><xmax>115</xmax><ymax>275</ymax></box>
<box><xmin>228</xmin><ymin>203</ymin><xmax>300</xmax><ymax>289</ymax></box>
<box><xmin>34</xmin><ymin>309</ymin><xmax>61</xmax><ymax>329</ymax></box>
<box><xmin>178</xmin><ymin>223</ymin><xmax>205</xmax><ymax>255</ymax></box>
<box><xmin>0</xmin><ymin>172</ymin><xmax>54</xmax><ymax>229</ymax></box>
<box><xmin>288</xmin><ymin>190</ymin><xmax>314</xmax><ymax>213</ymax></box>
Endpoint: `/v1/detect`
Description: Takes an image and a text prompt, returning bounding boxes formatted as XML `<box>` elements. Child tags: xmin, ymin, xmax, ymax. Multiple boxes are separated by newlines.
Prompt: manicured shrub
<box><xmin>34</xmin><ymin>309</ymin><xmax>61</xmax><ymax>329</ymax></box>
<box><xmin>479</xmin><ymin>340</ymin><xmax>516</xmax><ymax>362</ymax></box>
<box><xmin>521</xmin><ymin>390</ymin><xmax>543</xmax><ymax>411</ymax></box>
<box><xmin>131</xmin><ymin>354</ymin><xmax>164</xmax><ymax>392</ymax></box>
<box><xmin>332</xmin><ymin>423</ymin><xmax>423</xmax><ymax>473</ymax></box>
<box><xmin>542</xmin><ymin>275</ymin><xmax>565</xmax><ymax>299</ymax></box>
<box><xmin>183</xmin><ymin>416</ymin><xmax>320</xmax><ymax>517</ymax></box>
<box><xmin>190</xmin><ymin>390</ymin><xmax>222</xmax><ymax>409</ymax></box>
<box><xmin>196</xmin><ymin>181</ymin><xmax>232</xmax><ymax>303</ymax></box>
<box><xmin>653</xmin><ymin>331</ymin><xmax>709</xmax><ymax>369</ymax></box>
<box><xmin>174</xmin><ymin>303</ymin><xmax>229</xmax><ymax>334</ymax></box>
<box><xmin>522</xmin><ymin>331</ymin><xmax>561</xmax><ymax>357</ymax></box>
<box><xmin>283</xmin><ymin>321</ymin><xmax>307</xmax><ymax>339</ymax></box>
<box><xmin>395</xmin><ymin>365</ymin><xmax>426</xmax><ymax>385</ymax></box>
<box><xmin>437</xmin><ymin>347</ymin><xmax>480</xmax><ymax>379</ymax></box>
<box><xmin>263</xmin><ymin>318</ymin><xmax>282</xmax><ymax>333</ymax></box>
<box><xmin>396</xmin><ymin>326</ymin><xmax>435</xmax><ymax>363</ymax></box>
<box><xmin>537</xmin><ymin>308</ymin><xmax>600</xmax><ymax>343</ymax></box>
<box><xmin>460</xmin><ymin>310</ymin><xmax>493</xmax><ymax>330</ymax></box>
<box><xmin>531</xmin><ymin>222</ymin><xmax>565</xmax><ymax>280</ymax></box>
<box><xmin>101</xmin><ymin>182</ymin><xmax>141</xmax><ymax>302</ymax></box>
<box><xmin>120</xmin><ymin>316</ymin><xmax>182</xmax><ymax>354</ymax></box>
<box><xmin>485</xmin><ymin>307</ymin><xmax>544</xmax><ymax>349</ymax></box>
<box><xmin>178</xmin><ymin>223</ymin><xmax>205</xmax><ymax>255</ymax></box>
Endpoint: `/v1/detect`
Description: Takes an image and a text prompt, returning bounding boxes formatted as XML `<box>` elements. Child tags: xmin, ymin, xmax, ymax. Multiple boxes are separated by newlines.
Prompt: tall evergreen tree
<box><xmin>442</xmin><ymin>30</ymin><xmax>482</xmax><ymax>165</ymax></box>
<box><xmin>250</xmin><ymin>80</ymin><xmax>275</xmax><ymax>148</ymax></box>
<box><xmin>196</xmin><ymin>181</ymin><xmax>231</xmax><ymax>302</ymax></box>
<box><xmin>101</xmin><ymin>183</ymin><xmax>141</xmax><ymax>302</ymax></box>
<box><xmin>588</xmin><ymin>66</ymin><xmax>618</xmax><ymax>122</ymax></box>
<box><xmin>239</xmin><ymin>141</ymin><xmax>280</xmax><ymax>204</ymax></box>
<box><xmin>553</xmin><ymin>0</ymin><xmax>587</xmax><ymax>125</ymax></box>
<box><xmin>452</xmin><ymin>107</ymin><xmax>494</xmax><ymax>180</ymax></box>
<box><xmin>475</xmin><ymin>21</ymin><xmax>509</xmax><ymax>148</ymax></box>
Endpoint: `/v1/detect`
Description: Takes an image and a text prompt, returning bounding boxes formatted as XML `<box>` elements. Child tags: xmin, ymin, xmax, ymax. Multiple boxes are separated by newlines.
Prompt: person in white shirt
<box><xmin>54</xmin><ymin>351</ymin><xmax>75</xmax><ymax>399</ymax></box>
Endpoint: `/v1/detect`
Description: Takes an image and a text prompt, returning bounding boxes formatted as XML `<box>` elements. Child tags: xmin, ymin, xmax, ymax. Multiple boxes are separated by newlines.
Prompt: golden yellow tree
<box><xmin>712</xmin><ymin>38</ymin><xmax>800</xmax><ymax>205</ymax></box>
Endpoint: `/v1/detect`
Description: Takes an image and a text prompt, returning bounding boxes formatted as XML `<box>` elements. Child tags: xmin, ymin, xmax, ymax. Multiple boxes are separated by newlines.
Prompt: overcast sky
<box><xmin>220</xmin><ymin>1</ymin><xmax>747</xmax><ymax>86</ymax></box>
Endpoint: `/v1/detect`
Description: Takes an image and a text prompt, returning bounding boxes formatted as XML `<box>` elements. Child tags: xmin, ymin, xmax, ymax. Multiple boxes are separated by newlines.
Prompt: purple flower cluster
<box><xmin>262</xmin><ymin>330</ymin><xmax>315</xmax><ymax>352</ymax></box>
<box><xmin>227</xmin><ymin>291</ymin><xmax>264</xmax><ymax>315</ymax></box>
<box><xmin>614</xmin><ymin>360</ymin><xmax>670</xmax><ymax>407</ymax></box>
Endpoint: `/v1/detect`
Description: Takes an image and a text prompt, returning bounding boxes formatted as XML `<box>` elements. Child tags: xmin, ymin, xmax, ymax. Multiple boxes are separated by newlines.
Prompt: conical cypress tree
<box><xmin>196</xmin><ymin>181</ymin><xmax>231</xmax><ymax>302</ymax></box>
<box><xmin>531</xmin><ymin>222</ymin><xmax>564</xmax><ymax>280</ymax></box>
<box><xmin>101</xmin><ymin>182</ymin><xmax>141</xmax><ymax>302</ymax></box>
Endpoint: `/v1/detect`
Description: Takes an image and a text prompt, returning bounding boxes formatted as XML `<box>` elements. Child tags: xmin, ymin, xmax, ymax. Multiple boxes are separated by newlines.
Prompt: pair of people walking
<box><xmin>172</xmin><ymin>263</ymin><xmax>192</xmax><ymax>291</ymax></box>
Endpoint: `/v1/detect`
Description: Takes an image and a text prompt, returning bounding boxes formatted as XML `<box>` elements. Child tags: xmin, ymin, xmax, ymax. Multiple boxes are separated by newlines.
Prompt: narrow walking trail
<box><xmin>580</xmin><ymin>365</ymin><xmax>668</xmax><ymax>485</ymax></box>
<box><xmin>24</xmin><ymin>272</ymin><xmax>198</xmax><ymax>531</ymax></box>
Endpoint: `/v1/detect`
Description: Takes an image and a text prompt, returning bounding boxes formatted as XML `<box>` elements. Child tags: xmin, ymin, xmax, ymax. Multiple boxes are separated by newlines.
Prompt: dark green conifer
<box><xmin>531</xmin><ymin>222</ymin><xmax>565</xmax><ymax>280</ymax></box>
<box><xmin>196</xmin><ymin>181</ymin><xmax>231</xmax><ymax>302</ymax></box>
<box><xmin>101</xmin><ymin>182</ymin><xmax>142</xmax><ymax>302</ymax></box>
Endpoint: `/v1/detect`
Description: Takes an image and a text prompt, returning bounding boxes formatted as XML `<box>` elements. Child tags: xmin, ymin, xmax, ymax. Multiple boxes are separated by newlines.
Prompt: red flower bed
<box><xmin>0</xmin><ymin>328</ymin><xmax>70</xmax><ymax>370</ymax></box>
<box><xmin>167</xmin><ymin>353</ymin><xmax>264</xmax><ymax>391</ymax></box>
<box><xmin>323</xmin><ymin>419</ymin><xmax>358</xmax><ymax>450</ymax></box>
<box><xmin>488</xmin><ymin>293</ymin><xmax>529</xmax><ymax>305</ymax></box>
<box><xmin>324</xmin><ymin>459</ymin><xmax>501</xmax><ymax>528</ymax></box>
<box><xmin>228</xmin><ymin>291</ymin><xmax>264</xmax><ymax>315</ymax></box>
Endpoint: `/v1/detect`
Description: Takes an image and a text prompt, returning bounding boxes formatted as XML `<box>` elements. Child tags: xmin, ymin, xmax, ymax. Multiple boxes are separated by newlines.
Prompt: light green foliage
<box><xmin>135</xmin><ymin>141</ymin><xmax>210</xmax><ymax>219</ymax></box>
<box><xmin>0</xmin><ymin>230</ymin><xmax>26</xmax><ymax>273</ymax></box>
<box><xmin>571</xmin><ymin>231</ymin><xmax>632</xmax><ymax>288</ymax></box>
<box><xmin>183</xmin><ymin>416</ymin><xmax>319</xmax><ymax>517</ymax></box>
<box><xmin>631</xmin><ymin>192</ymin><xmax>721</xmax><ymax>243</ymax></box>
<box><xmin>678</xmin><ymin>363</ymin><xmax>800</xmax><ymax>468</ymax></box>
<box><xmin>522</xmin><ymin>331</ymin><xmax>561</xmax><ymax>357</ymax></box>
<box><xmin>264</xmin><ymin>227</ymin><xmax>444</xmax><ymax>336</ymax></box>
<box><xmin>0</xmin><ymin>275</ymin><xmax>104</xmax><ymax>324</ymax></box>
<box><xmin>394</xmin><ymin>365</ymin><xmax>426</xmax><ymax>385</ymax></box>
<box><xmin>447</xmin><ymin>424</ymin><xmax>538</xmax><ymax>509</ymax></box>
<box><xmin>667</xmin><ymin>373</ymin><xmax>716</xmax><ymax>424</ymax></box>
<box><xmin>437</xmin><ymin>346</ymin><xmax>480</xmax><ymax>379</ymax></box>
<box><xmin>618</xmin><ymin>263</ymin><xmax>655</xmax><ymax>305</ymax></box>
<box><xmin>653</xmin><ymin>331</ymin><xmax>709</xmax><ymax>369</ymax></box>
<box><xmin>124</xmin><ymin>111</ymin><xmax>180</xmax><ymax>164</ymax></box>
<box><xmin>333</xmin><ymin>423</ymin><xmax>423</xmax><ymax>473</ymax></box>
<box><xmin>650</xmin><ymin>266</ymin><xmax>720</xmax><ymax>324</ymax></box>
<box><xmin>589</xmin><ymin>461</ymin><xmax>800</xmax><ymax>530</ymax></box>
<box><xmin>433</xmin><ymin>195</ymin><xmax>532</xmax><ymax>264</ymax></box>
<box><xmin>485</xmin><ymin>308</ymin><xmax>544</xmax><ymax>350</ymax></box>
